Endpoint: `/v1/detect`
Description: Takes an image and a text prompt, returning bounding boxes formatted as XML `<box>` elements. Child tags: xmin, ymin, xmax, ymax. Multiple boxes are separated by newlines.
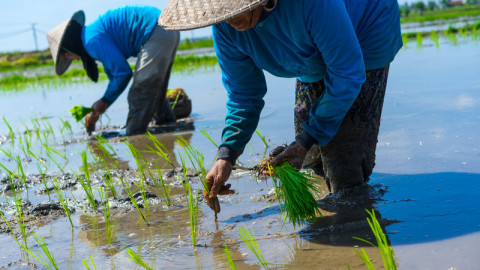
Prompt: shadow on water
<box><xmin>373</xmin><ymin>172</ymin><xmax>480</xmax><ymax>245</ymax></box>
<box><xmin>215</xmin><ymin>170</ymin><xmax>480</xmax><ymax>268</ymax></box>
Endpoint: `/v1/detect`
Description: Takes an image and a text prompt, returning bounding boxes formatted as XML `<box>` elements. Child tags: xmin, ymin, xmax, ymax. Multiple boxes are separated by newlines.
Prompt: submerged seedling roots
<box><xmin>255</xmin><ymin>145</ymin><xmax>287</xmax><ymax>177</ymax></box>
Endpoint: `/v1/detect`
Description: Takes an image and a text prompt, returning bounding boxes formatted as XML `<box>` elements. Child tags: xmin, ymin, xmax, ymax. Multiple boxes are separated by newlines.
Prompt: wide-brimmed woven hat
<box><xmin>46</xmin><ymin>11</ymin><xmax>85</xmax><ymax>76</ymax></box>
<box><xmin>159</xmin><ymin>0</ymin><xmax>267</xmax><ymax>31</ymax></box>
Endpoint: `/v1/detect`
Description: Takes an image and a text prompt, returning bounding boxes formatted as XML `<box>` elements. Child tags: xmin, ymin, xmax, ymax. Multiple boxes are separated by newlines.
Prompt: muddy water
<box><xmin>0</xmin><ymin>37</ymin><xmax>479</xmax><ymax>269</ymax></box>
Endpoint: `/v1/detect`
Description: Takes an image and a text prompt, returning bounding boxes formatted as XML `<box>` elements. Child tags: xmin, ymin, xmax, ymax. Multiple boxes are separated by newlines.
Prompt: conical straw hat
<box><xmin>159</xmin><ymin>0</ymin><xmax>267</xmax><ymax>31</ymax></box>
<box><xmin>46</xmin><ymin>11</ymin><xmax>85</xmax><ymax>75</ymax></box>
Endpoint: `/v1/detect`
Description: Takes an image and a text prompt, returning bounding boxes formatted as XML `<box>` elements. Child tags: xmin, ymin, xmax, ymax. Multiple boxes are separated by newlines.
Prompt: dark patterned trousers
<box><xmin>294</xmin><ymin>65</ymin><xmax>390</xmax><ymax>193</ymax></box>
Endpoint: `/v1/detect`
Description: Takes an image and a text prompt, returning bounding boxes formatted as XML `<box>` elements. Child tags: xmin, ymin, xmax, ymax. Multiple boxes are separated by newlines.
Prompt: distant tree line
<box><xmin>400</xmin><ymin>0</ymin><xmax>480</xmax><ymax>17</ymax></box>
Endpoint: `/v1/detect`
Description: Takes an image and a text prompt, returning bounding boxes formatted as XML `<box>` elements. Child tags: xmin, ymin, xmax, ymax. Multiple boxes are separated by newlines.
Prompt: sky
<box><xmin>0</xmin><ymin>0</ymin><xmax>213</xmax><ymax>53</ymax></box>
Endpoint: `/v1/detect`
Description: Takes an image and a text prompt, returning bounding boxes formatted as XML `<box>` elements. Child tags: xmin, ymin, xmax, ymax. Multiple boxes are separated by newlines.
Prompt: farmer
<box><xmin>159</xmin><ymin>0</ymin><xmax>403</xmax><ymax>212</ymax></box>
<box><xmin>46</xmin><ymin>5</ymin><xmax>180</xmax><ymax>135</ymax></box>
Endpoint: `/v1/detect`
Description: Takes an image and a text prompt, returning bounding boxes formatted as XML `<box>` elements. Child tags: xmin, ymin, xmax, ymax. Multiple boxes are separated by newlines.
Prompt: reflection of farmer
<box><xmin>160</xmin><ymin>0</ymin><xmax>402</xmax><ymax>213</ymax></box>
<box><xmin>46</xmin><ymin>6</ymin><xmax>180</xmax><ymax>135</ymax></box>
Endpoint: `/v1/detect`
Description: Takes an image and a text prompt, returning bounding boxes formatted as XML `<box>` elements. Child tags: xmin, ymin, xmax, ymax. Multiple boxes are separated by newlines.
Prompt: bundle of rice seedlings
<box><xmin>70</xmin><ymin>105</ymin><xmax>93</xmax><ymax>122</ymax></box>
<box><xmin>270</xmin><ymin>162</ymin><xmax>322</xmax><ymax>228</ymax></box>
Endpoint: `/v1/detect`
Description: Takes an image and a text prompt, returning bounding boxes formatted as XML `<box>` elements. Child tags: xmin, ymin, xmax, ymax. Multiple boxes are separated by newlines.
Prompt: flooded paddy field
<box><xmin>0</xmin><ymin>37</ymin><xmax>479</xmax><ymax>269</ymax></box>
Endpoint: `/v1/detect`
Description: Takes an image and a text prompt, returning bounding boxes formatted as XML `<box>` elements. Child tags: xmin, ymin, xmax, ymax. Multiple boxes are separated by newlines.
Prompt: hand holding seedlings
<box><xmin>204</xmin><ymin>159</ymin><xmax>235</xmax><ymax>213</ymax></box>
<box><xmin>70</xmin><ymin>106</ymin><xmax>93</xmax><ymax>122</ymax></box>
<box><xmin>85</xmin><ymin>99</ymin><xmax>108</xmax><ymax>135</ymax></box>
<box><xmin>263</xmin><ymin>140</ymin><xmax>308</xmax><ymax>175</ymax></box>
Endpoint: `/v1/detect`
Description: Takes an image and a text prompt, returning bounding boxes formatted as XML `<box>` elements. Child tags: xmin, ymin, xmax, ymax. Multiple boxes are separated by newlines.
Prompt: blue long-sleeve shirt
<box><xmin>82</xmin><ymin>6</ymin><xmax>161</xmax><ymax>105</ymax></box>
<box><xmin>213</xmin><ymin>0</ymin><xmax>402</xmax><ymax>162</ymax></box>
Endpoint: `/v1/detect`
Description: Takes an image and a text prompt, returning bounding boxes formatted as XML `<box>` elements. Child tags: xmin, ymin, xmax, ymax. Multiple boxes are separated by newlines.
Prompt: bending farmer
<box><xmin>159</xmin><ymin>0</ymin><xmax>403</xmax><ymax>213</ymax></box>
<box><xmin>47</xmin><ymin>5</ymin><xmax>180</xmax><ymax>135</ymax></box>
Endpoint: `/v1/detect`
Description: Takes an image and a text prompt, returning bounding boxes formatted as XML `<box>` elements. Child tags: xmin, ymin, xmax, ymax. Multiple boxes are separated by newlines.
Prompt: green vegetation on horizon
<box><xmin>401</xmin><ymin>5</ymin><xmax>480</xmax><ymax>24</ymax></box>
<box><xmin>0</xmin><ymin>54</ymin><xmax>218</xmax><ymax>91</ymax></box>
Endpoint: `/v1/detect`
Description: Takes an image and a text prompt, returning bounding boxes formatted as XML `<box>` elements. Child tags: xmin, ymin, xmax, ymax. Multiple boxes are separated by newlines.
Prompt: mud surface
<box><xmin>0</xmin><ymin>38</ymin><xmax>479</xmax><ymax>269</ymax></box>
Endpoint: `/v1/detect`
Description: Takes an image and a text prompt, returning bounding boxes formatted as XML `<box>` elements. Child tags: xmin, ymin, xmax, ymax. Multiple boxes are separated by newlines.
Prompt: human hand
<box><xmin>204</xmin><ymin>159</ymin><xmax>235</xmax><ymax>213</ymax></box>
<box><xmin>263</xmin><ymin>141</ymin><xmax>308</xmax><ymax>174</ymax></box>
<box><xmin>85</xmin><ymin>112</ymin><xmax>99</xmax><ymax>135</ymax></box>
<box><xmin>85</xmin><ymin>100</ymin><xmax>108</xmax><ymax>135</ymax></box>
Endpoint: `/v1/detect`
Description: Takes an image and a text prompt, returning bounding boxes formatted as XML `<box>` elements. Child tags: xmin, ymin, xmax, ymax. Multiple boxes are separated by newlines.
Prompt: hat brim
<box><xmin>46</xmin><ymin>11</ymin><xmax>85</xmax><ymax>75</ymax></box>
<box><xmin>159</xmin><ymin>0</ymin><xmax>267</xmax><ymax>31</ymax></box>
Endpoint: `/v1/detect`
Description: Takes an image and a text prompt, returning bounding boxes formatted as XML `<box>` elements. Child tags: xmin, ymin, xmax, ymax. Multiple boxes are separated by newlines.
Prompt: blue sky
<box><xmin>0</xmin><ymin>0</ymin><xmax>212</xmax><ymax>52</ymax></box>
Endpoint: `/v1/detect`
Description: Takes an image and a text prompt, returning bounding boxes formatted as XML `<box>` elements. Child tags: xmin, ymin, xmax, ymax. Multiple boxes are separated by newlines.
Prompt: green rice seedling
<box><xmin>11</xmin><ymin>192</ymin><xmax>28</xmax><ymax>248</ymax></box>
<box><xmin>74</xmin><ymin>170</ymin><xmax>97</xmax><ymax>210</ymax></box>
<box><xmin>125</xmin><ymin>142</ymin><xmax>151</xmax><ymax>223</ymax></box>
<box><xmin>41</xmin><ymin>130</ymin><xmax>50</xmax><ymax>143</ymax></box>
<box><xmin>41</xmin><ymin>118</ymin><xmax>56</xmax><ymax>140</ymax></box>
<box><xmin>0</xmin><ymin>210</ymin><xmax>20</xmax><ymax>248</ymax></box>
<box><xmin>70</xmin><ymin>105</ymin><xmax>93</xmax><ymax>122</ymax></box>
<box><xmin>20</xmin><ymin>135</ymin><xmax>32</xmax><ymax>159</ymax></box>
<box><xmin>79</xmin><ymin>151</ymin><xmax>97</xmax><ymax>209</ymax></box>
<box><xmin>401</xmin><ymin>34</ymin><xmax>408</xmax><ymax>50</ymax></box>
<box><xmin>126</xmin><ymin>247</ymin><xmax>153</xmax><ymax>270</ymax></box>
<box><xmin>145</xmin><ymin>132</ymin><xmax>175</xmax><ymax>167</ymax></box>
<box><xmin>200</xmin><ymin>128</ymin><xmax>218</xmax><ymax>148</ymax></box>
<box><xmin>119</xmin><ymin>176</ymin><xmax>149</xmax><ymax>225</ymax></box>
<box><xmin>91</xmin><ymin>137</ymin><xmax>119</xmax><ymax>198</ymax></box>
<box><xmin>151</xmin><ymin>161</ymin><xmax>171</xmax><ymax>207</ymax></box>
<box><xmin>125</xmin><ymin>141</ymin><xmax>147</xmax><ymax>179</ymax></box>
<box><xmin>170</xmin><ymin>91</ymin><xmax>181</xmax><ymax>110</ymax></box>
<box><xmin>3</xmin><ymin>117</ymin><xmax>14</xmax><ymax>143</ymax></box>
<box><xmin>4</xmin><ymin>173</ymin><xmax>28</xmax><ymax>247</ymax></box>
<box><xmin>223</xmin><ymin>244</ymin><xmax>237</xmax><ymax>270</ymax></box>
<box><xmin>59</xmin><ymin>118</ymin><xmax>73</xmax><ymax>143</ymax></box>
<box><xmin>31</xmin><ymin>118</ymin><xmax>41</xmax><ymax>141</ymax></box>
<box><xmin>98</xmin><ymin>187</ymin><xmax>114</xmax><ymax>243</ymax></box>
<box><xmin>255</xmin><ymin>129</ymin><xmax>268</xmax><ymax>149</ymax></box>
<box><xmin>82</xmin><ymin>255</ymin><xmax>98</xmax><ymax>270</ymax></box>
<box><xmin>24</xmin><ymin>232</ymin><xmax>58</xmax><ymax>270</ymax></box>
<box><xmin>95</xmin><ymin>135</ymin><xmax>119</xmax><ymax>168</ymax></box>
<box><xmin>177</xmin><ymin>148</ymin><xmax>212</xmax><ymax>214</ymax></box>
<box><xmin>0</xmin><ymin>148</ymin><xmax>15</xmax><ymax>161</ymax></box>
<box><xmin>59</xmin><ymin>118</ymin><xmax>73</xmax><ymax>135</ymax></box>
<box><xmin>186</xmin><ymin>184</ymin><xmax>199</xmax><ymax>246</ymax></box>
<box><xmin>176</xmin><ymin>137</ymin><xmax>209</xmax><ymax>194</ymax></box>
<box><xmin>177</xmin><ymin>152</ymin><xmax>190</xmax><ymax>198</ymax></box>
<box><xmin>68</xmin><ymin>230</ymin><xmax>75</xmax><ymax>268</ymax></box>
<box><xmin>415</xmin><ymin>32</ymin><xmax>423</xmax><ymax>48</ymax></box>
<box><xmin>473</xmin><ymin>25</ymin><xmax>478</xmax><ymax>42</ymax></box>
<box><xmin>430</xmin><ymin>30</ymin><xmax>440</xmax><ymax>48</ymax></box>
<box><xmin>52</xmin><ymin>178</ymin><xmax>73</xmax><ymax>228</ymax></box>
<box><xmin>238</xmin><ymin>226</ymin><xmax>270</xmax><ymax>270</ymax></box>
<box><xmin>22</xmin><ymin>121</ymin><xmax>32</xmax><ymax>140</ymax></box>
<box><xmin>135</xmin><ymin>178</ymin><xmax>151</xmax><ymax>224</ymax></box>
<box><xmin>28</xmin><ymin>149</ymin><xmax>46</xmax><ymax>169</ymax></box>
<box><xmin>352</xmin><ymin>209</ymin><xmax>397</xmax><ymax>270</ymax></box>
<box><xmin>37</xmin><ymin>165</ymin><xmax>51</xmax><ymax>199</ymax></box>
<box><xmin>15</xmin><ymin>156</ymin><xmax>28</xmax><ymax>193</ymax></box>
<box><xmin>98</xmin><ymin>158</ymin><xmax>118</xmax><ymax>199</ymax></box>
<box><xmin>44</xmin><ymin>143</ymin><xmax>68</xmax><ymax>172</ymax></box>
<box><xmin>270</xmin><ymin>162</ymin><xmax>322</xmax><ymax>228</ymax></box>
<box><xmin>70</xmin><ymin>192</ymin><xmax>98</xmax><ymax>229</ymax></box>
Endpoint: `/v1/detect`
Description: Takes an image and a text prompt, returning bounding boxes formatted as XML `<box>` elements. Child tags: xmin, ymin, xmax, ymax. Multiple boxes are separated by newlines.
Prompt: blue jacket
<box><xmin>82</xmin><ymin>6</ymin><xmax>161</xmax><ymax>105</ymax></box>
<box><xmin>213</xmin><ymin>0</ymin><xmax>402</xmax><ymax>162</ymax></box>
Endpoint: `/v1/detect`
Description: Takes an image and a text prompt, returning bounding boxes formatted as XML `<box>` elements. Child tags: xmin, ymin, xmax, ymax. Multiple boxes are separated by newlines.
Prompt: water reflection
<box><xmin>86</xmin><ymin>131</ymin><xmax>194</xmax><ymax>171</ymax></box>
